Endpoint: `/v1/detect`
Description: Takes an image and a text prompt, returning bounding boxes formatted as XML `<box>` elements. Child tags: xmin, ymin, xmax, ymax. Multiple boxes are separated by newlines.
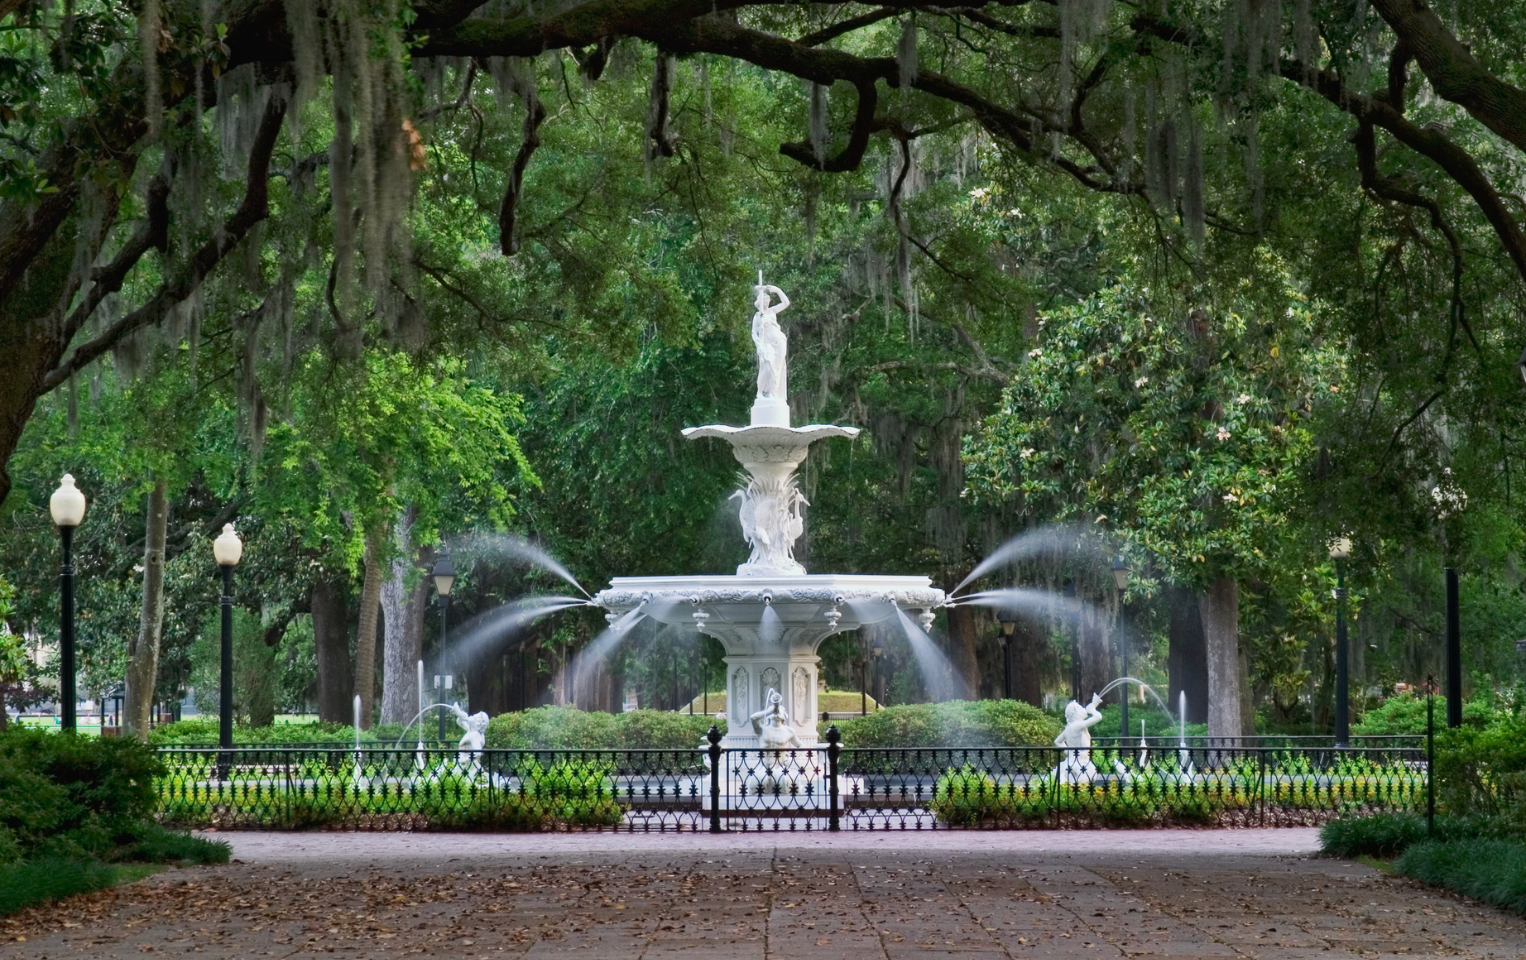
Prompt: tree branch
<box><xmin>42</xmin><ymin>91</ymin><xmax>290</xmax><ymax>392</ymax></box>
<box><xmin>1285</xmin><ymin>57</ymin><xmax>1526</xmax><ymax>286</ymax></box>
<box><xmin>1367</xmin><ymin>0</ymin><xmax>1526</xmax><ymax>155</ymax></box>
<box><xmin>798</xmin><ymin>7</ymin><xmax>900</xmax><ymax>47</ymax></box>
<box><xmin>779</xmin><ymin>79</ymin><xmax>884</xmax><ymax>172</ymax></box>
<box><xmin>500</xmin><ymin>72</ymin><xmax>547</xmax><ymax>255</ymax></box>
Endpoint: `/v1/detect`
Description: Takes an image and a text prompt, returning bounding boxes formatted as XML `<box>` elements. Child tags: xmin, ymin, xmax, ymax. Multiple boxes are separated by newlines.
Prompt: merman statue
<box><xmin>445</xmin><ymin>702</ymin><xmax>490</xmax><ymax>763</ymax></box>
<box><xmin>1053</xmin><ymin>693</ymin><xmax>1104</xmax><ymax>784</ymax></box>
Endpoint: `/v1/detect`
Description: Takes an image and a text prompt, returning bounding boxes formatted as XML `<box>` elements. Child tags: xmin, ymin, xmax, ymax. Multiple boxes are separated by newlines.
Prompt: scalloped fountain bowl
<box><xmin>596</xmin><ymin>574</ymin><xmax>944</xmax><ymax>749</ymax></box>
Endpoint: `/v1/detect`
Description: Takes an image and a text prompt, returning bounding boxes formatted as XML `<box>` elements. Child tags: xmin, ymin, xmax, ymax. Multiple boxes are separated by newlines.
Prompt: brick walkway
<box><xmin>5</xmin><ymin>830</ymin><xmax>1525</xmax><ymax>958</ymax></box>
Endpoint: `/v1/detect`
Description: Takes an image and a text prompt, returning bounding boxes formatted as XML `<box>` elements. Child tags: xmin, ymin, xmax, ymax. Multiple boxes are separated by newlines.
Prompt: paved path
<box><xmin>5</xmin><ymin>830</ymin><xmax>1525</xmax><ymax>959</ymax></box>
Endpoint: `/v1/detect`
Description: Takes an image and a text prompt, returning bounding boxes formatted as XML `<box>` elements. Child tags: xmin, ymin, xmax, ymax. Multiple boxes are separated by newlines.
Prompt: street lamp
<box><xmin>50</xmin><ymin>474</ymin><xmax>86</xmax><ymax>732</ymax></box>
<box><xmin>1112</xmin><ymin>555</ymin><xmax>1130</xmax><ymax>738</ymax></box>
<box><xmin>212</xmin><ymin>523</ymin><xmax>243</xmax><ymax>770</ymax></box>
<box><xmin>1329</xmin><ymin>535</ymin><xmax>1352</xmax><ymax>747</ymax></box>
<box><xmin>871</xmin><ymin>638</ymin><xmax>885</xmax><ymax>708</ymax></box>
<box><xmin>432</xmin><ymin>549</ymin><xmax>455</xmax><ymax>740</ymax></box>
<box><xmin>996</xmin><ymin>609</ymin><xmax>1017</xmax><ymax>700</ymax></box>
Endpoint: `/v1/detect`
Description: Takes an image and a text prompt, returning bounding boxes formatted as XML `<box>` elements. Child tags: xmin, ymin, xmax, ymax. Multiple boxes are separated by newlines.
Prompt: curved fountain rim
<box><xmin>595</xmin><ymin>574</ymin><xmax>946</xmax><ymax>611</ymax></box>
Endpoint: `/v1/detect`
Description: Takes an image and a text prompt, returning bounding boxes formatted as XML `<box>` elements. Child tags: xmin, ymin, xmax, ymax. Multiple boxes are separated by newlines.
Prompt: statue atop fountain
<box><xmin>750</xmin><ymin>276</ymin><xmax>791</xmax><ymax>426</ymax></box>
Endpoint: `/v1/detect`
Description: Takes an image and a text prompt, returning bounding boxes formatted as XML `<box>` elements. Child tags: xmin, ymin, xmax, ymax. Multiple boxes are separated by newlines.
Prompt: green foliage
<box><xmin>117</xmin><ymin>823</ymin><xmax>230</xmax><ymax>866</ymax></box>
<box><xmin>1397</xmin><ymin>840</ymin><xmax>1526</xmax><ymax>916</ymax></box>
<box><xmin>0</xmin><ymin>728</ymin><xmax>163</xmax><ymax>862</ymax></box>
<box><xmin>149</xmin><ymin>718</ymin><xmax>359</xmax><ymax>745</ymax></box>
<box><xmin>1320</xmin><ymin>812</ymin><xmax>1436</xmax><ymax>858</ymax></box>
<box><xmin>484</xmin><ymin>707</ymin><xmax>717</xmax><ymax>751</ymax></box>
<box><xmin>930</xmin><ymin>765</ymin><xmax>1013</xmax><ymax>825</ymax></box>
<box><xmin>832</xmin><ymin>700</ymin><xmax>1058</xmax><ymax>749</ymax></box>
<box><xmin>188</xmin><ymin>607</ymin><xmax>281</xmax><ymax>727</ymax></box>
<box><xmin>1354</xmin><ymin>692</ymin><xmax>1510</xmax><ymax>736</ymax></box>
<box><xmin>0</xmin><ymin>858</ymin><xmax>119</xmax><ymax>916</ymax></box>
<box><xmin>1434</xmin><ymin>713</ymin><xmax>1526</xmax><ymax>818</ymax></box>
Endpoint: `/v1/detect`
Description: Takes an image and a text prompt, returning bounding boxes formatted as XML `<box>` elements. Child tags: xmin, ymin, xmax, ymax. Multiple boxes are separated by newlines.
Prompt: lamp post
<box><xmin>432</xmin><ymin>549</ymin><xmax>455</xmax><ymax>740</ymax></box>
<box><xmin>996</xmin><ymin>609</ymin><xmax>1016</xmax><ymax>700</ymax></box>
<box><xmin>1329</xmin><ymin>535</ymin><xmax>1352</xmax><ymax>747</ymax></box>
<box><xmin>212</xmin><ymin>523</ymin><xmax>243</xmax><ymax>772</ymax></box>
<box><xmin>50</xmin><ymin>474</ymin><xmax>86</xmax><ymax>732</ymax></box>
<box><xmin>1112</xmin><ymin>555</ymin><xmax>1130</xmax><ymax>737</ymax></box>
<box><xmin>871</xmin><ymin>639</ymin><xmax>885</xmax><ymax>708</ymax></box>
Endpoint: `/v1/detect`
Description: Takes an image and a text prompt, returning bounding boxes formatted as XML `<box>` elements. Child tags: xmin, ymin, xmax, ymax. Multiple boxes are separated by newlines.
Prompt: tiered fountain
<box><xmin>594</xmin><ymin>278</ymin><xmax>945</xmax><ymax>750</ymax></box>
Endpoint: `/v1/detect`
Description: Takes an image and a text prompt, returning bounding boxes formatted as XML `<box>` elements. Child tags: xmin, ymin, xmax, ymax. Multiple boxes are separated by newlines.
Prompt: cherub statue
<box><xmin>1053</xmin><ymin>693</ymin><xmax>1104</xmax><ymax>784</ymax></box>
<box><xmin>446</xmin><ymin>702</ymin><xmax>491</xmax><ymax>763</ymax></box>
<box><xmin>751</xmin><ymin>274</ymin><xmax>790</xmax><ymax>401</ymax></box>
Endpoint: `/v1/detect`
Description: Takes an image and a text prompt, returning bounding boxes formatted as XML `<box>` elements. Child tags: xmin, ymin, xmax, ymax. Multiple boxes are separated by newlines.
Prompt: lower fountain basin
<box><xmin>595</xmin><ymin>575</ymin><xmax>944</xmax><ymax>748</ymax></box>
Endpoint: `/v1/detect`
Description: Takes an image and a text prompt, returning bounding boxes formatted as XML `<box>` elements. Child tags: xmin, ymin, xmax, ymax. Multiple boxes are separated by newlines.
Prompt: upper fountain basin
<box><xmin>682</xmin><ymin>424</ymin><xmax>860</xmax><ymax>463</ymax></box>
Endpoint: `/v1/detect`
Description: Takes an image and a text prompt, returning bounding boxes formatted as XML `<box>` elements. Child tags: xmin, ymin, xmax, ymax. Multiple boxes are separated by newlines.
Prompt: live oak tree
<box><xmin>4</xmin><ymin>0</ymin><xmax>1526</xmax><ymax>507</ymax></box>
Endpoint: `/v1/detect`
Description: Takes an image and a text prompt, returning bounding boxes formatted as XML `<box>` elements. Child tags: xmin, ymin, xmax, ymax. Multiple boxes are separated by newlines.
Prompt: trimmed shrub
<box><xmin>484</xmin><ymin>707</ymin><xmax>717</xmax><ymax>751</ymax></box>
<box><xmin>0</xmin><ymin>727</ymin><xmax>163</xmax><ymax>861</ymax></box>
<box><xmin>832</xmin><ymin>700</ymin><xmax>1059</xmax><ymax>749</ymax></box>
<box><xmin>149</xmin><ymin>718</ymin><xmax>370</xmax><ymax>745</ymax></box>
<box><xmin>1397</xmin><ymin>839</ymin><xmax>1526</xmax><ymax>915</ymax></box>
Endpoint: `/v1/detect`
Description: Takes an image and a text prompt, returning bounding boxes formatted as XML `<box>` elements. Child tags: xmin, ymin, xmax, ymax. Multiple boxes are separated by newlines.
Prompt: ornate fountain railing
<box><xmin>154</xmin><ymin>730</ymin><xmax>1428</xmax><ymax>832</ymax></box>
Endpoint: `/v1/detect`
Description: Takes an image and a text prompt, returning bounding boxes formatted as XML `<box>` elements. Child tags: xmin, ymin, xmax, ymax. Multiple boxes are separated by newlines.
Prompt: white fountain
<box><xmin>594</xmin><ymin>277</ymin><xmax>944</xmax><ymax>750</ymax></box>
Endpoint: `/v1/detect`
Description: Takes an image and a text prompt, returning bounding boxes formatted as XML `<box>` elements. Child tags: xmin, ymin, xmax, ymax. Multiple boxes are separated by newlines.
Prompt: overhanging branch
<box><xmin>42</xmin><ymin>91</ymin><xmax>290</xmax><ymax>392</ymax></box>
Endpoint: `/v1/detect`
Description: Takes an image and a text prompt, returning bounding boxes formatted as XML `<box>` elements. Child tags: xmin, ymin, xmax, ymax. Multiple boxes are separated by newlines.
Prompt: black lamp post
<box><xmin>996</xmin><ymin>609</ymin><xmax>1016</xmax><ymax>700</ymax></box>
<box><xmin>1112</xmin><ymin>555</ymin><xmax>1130</xmax><ymax>737</ymax></box>
<box><xmin>432</xmin><ymin>549</ymin><xmax>455</xmax><ymax>739</ymax></box>
<box><xmin>1329</xmin><ymin>535</ymin><xmax>1352</xmax><ymax>747</ymax></box>
<box><xmin>49</xmin><ymin>474</ymin><xmax>86</xmax><ymax>732</ymax></box>
<box><xmin>212</xmin><ymin>523</ymin><xmax>243</xmax><ymax>773</ymax></box>
<box><xmin>871</xmin><ymin>638</ymin><xmax>885</xmax><ymax>708</ymax></box>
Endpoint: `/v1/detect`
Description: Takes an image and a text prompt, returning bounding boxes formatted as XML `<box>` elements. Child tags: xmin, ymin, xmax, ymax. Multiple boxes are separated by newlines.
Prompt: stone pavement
<box><xmin>5</xmin><ymin>829</ymin><xmax>1526</xmax><ymax>959</ymax></box>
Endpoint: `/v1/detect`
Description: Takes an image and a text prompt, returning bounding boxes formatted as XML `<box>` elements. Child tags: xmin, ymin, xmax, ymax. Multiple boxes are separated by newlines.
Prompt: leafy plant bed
<box><xmin>1397</xmin><ymin>839</ymin><xmax>1526</xmax><ymax>916</ymax></box>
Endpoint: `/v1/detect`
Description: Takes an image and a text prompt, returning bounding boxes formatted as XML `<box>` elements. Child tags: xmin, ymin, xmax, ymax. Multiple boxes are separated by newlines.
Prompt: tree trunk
<box><xmin>943</xmin><ymin>602</ymin><xmax>979</xmax><ymax>699</ymax></box>
<box><xmin>1009</xmin><ymin>616</ymin><xmax>1043</xmax><ymax>708</ymax></box>
<box><xmin>124</xmin><ymin>479</ymin><xmax>168</xmax><ymax>739</ymax></box>
<box><xmin>379</xmin><ymin>513</ymin><xmax>429</xmax><ymax>724</ymax></box>
<box><xmin>1199</xmin><ymin>577</ymin><xmax>1243</xmax><ymax>740</ymax></box>
<box><xmin>354</xmin><ymin>525</ymin><xmax>388</xmax><ymax>730</ymax></box>
<box><xmin>1167</xmin><ymin>585</ymin><xmax>1208</xmax><ymax>724</ymax></box>
<box><xmin>311</xmin><ymin>574</ymin><xmax>352</xmax><ymax>723</ymax></box>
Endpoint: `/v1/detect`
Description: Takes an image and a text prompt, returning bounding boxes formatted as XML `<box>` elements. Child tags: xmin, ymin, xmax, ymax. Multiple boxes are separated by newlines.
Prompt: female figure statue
<box><xmin>752</xmin><ymin>274</ymin><xmax>790</xmax><ymax>401</ymax></box>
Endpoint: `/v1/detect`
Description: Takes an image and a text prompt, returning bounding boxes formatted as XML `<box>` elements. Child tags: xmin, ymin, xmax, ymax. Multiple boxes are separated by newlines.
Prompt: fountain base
<box><xmin>596</xmin><ymin>574</ymin><xmax>944</xmax><ymax>749</ymax></box>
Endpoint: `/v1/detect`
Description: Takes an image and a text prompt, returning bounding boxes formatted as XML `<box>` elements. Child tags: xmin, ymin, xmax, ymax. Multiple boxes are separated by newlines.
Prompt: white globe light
<box><xmin>213</xmin><ymin>523</ymin><xmax>244</xmax><ymax>567</ymax></box>
<box><xmin>49</xmin><ymin>474</ymin><xmax>87</xmax><ymax>528</ymax></box>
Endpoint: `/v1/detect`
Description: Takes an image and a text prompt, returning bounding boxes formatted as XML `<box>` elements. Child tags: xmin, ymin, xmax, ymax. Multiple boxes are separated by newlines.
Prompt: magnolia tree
<box><xmin>965</xmin><ymin>284</ymin><xmax>1343</xmax><ymax>737</ymax></box>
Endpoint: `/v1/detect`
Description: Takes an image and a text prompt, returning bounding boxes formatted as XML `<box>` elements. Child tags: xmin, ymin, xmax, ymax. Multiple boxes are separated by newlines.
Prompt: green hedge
<box><xmin>831</xmin><ymin>700</ymin><xmax>1059</xmax><ymax>749</ymax></box>
<box><xmin>484</xmin><ymin>707</ymin><xmax>718</xmax><ymax>750</ymax></box>
<box><xmin>149</xmin><ymin>718</ymin><xmax>379</xmax><ymax>745</ymax></box>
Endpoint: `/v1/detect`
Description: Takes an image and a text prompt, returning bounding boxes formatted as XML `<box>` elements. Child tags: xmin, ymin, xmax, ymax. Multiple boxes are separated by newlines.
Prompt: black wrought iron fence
<box><xmin>154</xmin><ymin>731</ymin><xmax>1426</xmax><ymax>832</ymax></box>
